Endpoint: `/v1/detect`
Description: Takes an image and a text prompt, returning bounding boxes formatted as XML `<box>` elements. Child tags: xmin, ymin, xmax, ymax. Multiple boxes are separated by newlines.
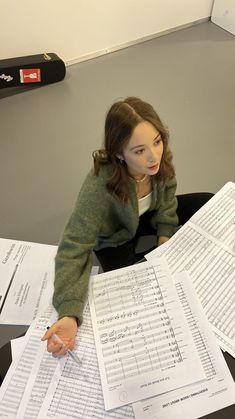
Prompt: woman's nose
<box><xmin>148</xmin><ymin>149</ymin><xmax>157</xmax><ymax>163</ymax></box>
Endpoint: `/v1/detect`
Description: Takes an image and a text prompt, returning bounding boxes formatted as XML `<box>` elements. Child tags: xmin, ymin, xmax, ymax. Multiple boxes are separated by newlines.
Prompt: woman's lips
<box><xmin>148</xmin><ymin>164</ymin><xmax>159</xmax><ymax>171</ymax></box>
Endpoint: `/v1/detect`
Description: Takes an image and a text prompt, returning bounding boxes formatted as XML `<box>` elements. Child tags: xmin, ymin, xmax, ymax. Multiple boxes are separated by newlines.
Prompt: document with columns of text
<box><xmin>146</xmin><ymin>181</ymin><xmax>235</xmax><ymax>357</ymax></box>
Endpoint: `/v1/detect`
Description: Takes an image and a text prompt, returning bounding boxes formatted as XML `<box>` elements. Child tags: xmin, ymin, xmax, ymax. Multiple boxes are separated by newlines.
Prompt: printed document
<box><xmin>0</xmin><ymin>238</ymin><xmax>57</xmax><ymax>325</ymax></box>
<box><xmin>0</xmin><ymin>280</ymin><xmax>134</xmax><ymax>418</ymax></box>
<box><xmin>133</xmin><ymin>272</ymin><xmax>235</xmax><ymax>419</ymax></box>
<box><xmin>28</xmin><ymin>304</ymin><xmax>134</xmax><ymax>419</ymax></box>
<box><xmin>1</xmin><ymin>263</ymin><xmax>234</xmax><ymax>419</ymax></box>
<box><xmin>0</xmin><ymin>305</ymin><xmax>56</xmax><ymax>418</ymax></box>
<box><xmin>0</xmin><ymin>264</ymin><xmax>54</xmax><ymax>325</ymax></box>
<box><xmin>146</xmin><ymin>182</ymin><xmax>235</xmax><ymax>357</ymax></box>
<box><xmin>89</xmin><ymin>259</ymin><xmax>205</xmax><ymax>410</ymax></box>
<box><xmin>1</xmin><ymin>267</ymin><xmax>133</xmax><ymax>419</ymax></box>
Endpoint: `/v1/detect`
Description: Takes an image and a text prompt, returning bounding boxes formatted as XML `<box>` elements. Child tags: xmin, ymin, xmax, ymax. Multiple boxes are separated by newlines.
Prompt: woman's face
<box><xmin>121</xmin><ymin>121</ymin><xmax>163</xmax><ymax>179</ymax></box>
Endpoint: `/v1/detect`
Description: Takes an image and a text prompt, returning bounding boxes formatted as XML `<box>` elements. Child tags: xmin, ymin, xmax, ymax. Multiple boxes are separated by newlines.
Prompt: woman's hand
<box><xmin>157</xmin><ymin>236</ymin><xmax>170</xmax><ymax>246</ymax></box>
<box><xmin>41</xmin><ymin>316</ymin><xmax>78</xmax><ymax>357</ymax></box>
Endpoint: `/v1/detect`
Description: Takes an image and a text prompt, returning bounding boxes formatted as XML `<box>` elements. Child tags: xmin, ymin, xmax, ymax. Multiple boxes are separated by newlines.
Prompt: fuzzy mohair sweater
<box><xmin>53</xmin><ymin>166</ymin><xmax>178</xmax><ymax>324</ymax></box>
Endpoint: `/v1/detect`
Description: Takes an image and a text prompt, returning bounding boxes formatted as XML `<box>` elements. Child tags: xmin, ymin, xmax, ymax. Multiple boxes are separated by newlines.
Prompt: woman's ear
<box><xmin>116</xmin><ymin>153</ymin><xmax>124</xmax><ymax>161</ymax></box>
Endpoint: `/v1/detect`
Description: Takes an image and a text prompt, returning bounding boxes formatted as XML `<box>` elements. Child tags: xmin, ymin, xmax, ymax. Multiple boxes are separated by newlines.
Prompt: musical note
<box><xmin>89</xmin><ymin>260</ymin><xmax>205</xmax><ymax>410</ymax></box>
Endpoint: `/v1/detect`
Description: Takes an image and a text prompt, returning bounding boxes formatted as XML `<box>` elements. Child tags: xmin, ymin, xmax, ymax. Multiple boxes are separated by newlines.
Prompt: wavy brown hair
<box><xmin>93</xmin><ymin>96</ymin><xmax>175</xmax><ymax>201</ymax></box>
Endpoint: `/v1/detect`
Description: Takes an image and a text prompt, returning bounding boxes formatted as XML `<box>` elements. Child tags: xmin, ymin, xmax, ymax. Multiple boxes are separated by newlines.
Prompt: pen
<box><xmin>46</xmin><ymin>327</ymin><xmax>81</xmax><ymax>366</ymax></box>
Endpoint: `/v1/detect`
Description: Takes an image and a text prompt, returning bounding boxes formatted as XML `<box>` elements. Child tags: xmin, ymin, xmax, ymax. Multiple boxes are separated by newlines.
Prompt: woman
<box><xmin>42</xmin><ymin>97</ymin><xmax>212</xmax><ymax>356</ymax></box>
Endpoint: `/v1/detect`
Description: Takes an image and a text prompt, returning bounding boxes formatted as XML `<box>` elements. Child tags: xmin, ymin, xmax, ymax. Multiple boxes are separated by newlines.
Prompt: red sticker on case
<box><xmin>19</xmin><ymin>68</ymin><xmax>41</xmax><ymax>83</ymax></box>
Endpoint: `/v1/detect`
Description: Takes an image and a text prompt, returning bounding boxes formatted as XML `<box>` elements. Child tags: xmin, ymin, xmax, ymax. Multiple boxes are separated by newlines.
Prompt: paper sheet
<box><xmin>1</xmin><ymin>266</ymin><xmax>125</xmax><ymax>419</ymax></box>
<box><xmin>146</xmin><ymin>182</ymin><xmax>235</xmax><ymax>357</ymax></box>
<box><xmin>0</xmin><ymin>238</ymin><xmax>57</xmax><ymax>324</ymax></box>
<box><xmin>89</xmin><ymin>259</ymin><xmax>205</xmax><ymax>410</ymax></box>
<box><xmin>28</xmin><ymin>304</ymin><xmax>134</xmax><ymax>419</ymax></box>
<box><xmin>13</xmin><ymin>266</ymin><xmax>134</xmax><ymax>419</ymax></box>
<box><xmin>0</xmin><ymin>264</ymin><xmax>54</xmax><ymax>325</ymax></box>
<box><xmin>190</xmin><ymin>181</ymin><xmax>235</xmax><ymax>250</ymax></box>
<box><xmin>11</xmin><ymin>336</ymin><xmax>27</xmax><ymax>360</ymax></box>
<box><xmin>0</xmin><ymin>305</ymin><xmax>57</xmax><ymax>418</ymax></box>
<box><xmin>133</xmin><ymin>272</ymin><xmax>235</xmax><ymax>419</ymax></box>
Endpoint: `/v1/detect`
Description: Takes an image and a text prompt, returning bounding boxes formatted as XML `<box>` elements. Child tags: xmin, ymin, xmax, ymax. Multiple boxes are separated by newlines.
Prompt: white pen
<box><xmin>47</xmin><ymin>327</ymin><xmax>81</xmax><ymax>366</ymax></box>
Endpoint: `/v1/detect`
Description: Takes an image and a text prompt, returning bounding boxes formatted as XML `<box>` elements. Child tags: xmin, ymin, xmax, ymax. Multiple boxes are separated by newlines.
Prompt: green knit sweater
<box><xmin>53</xmin><ymin>166</ymin><xmax>178</xmax><ymax>324</ymax></box>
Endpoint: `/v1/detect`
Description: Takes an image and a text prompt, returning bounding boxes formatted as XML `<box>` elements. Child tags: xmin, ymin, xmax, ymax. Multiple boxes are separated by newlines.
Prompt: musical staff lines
<box><xmin>0</xmin><ymin>306</ymin><xmax>54</xmax><ymax>419</ymax></box>
<box><xmin>92</xmin><ymin>265</ymin><xmax>182</xmax><ymax>385</ymax></box>
<box><xmin>175</xmin><ymin>280</ymin><xmax>216</xmax><ymax>380</ymax></box>
<box><xmin>191</xmin><ymin>183</ymin><xmax>235</xmax><ymax>248</ymax></box>
<box><xmin>132</xmin><ymin>273</ymin><xmax>235</xmax><ymax>419</ymax></box>
<box><xmin>18</xmin><ymin>350</ymin><xmax>57</xmax><ymax>419</ymax></box>
<box><xmin>39</xmin><ymin>305</ymin><xmax>135</xmax><ymax>419</ymax></box>
<box><xmin>89</xmin><ymin>260</ymin><xmax>206</xmax><ymax>410</ymax></box>
<box><xmin>191</xmin><ymin>250</ymin><xmax>234</xmax><ymax>340</ymax></box>
<box><xmin>149</xmin><ymin>223</ymin><xmax>235</xmax><ymax>349</ymax></box>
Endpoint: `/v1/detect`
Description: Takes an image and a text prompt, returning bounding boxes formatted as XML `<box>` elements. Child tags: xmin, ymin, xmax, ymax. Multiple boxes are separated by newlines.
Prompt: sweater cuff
<box><xmin>157</xmin><ymin>224</ymin><xmax>176</xmax><ymax>238</ymax></box>
<box><xmin>56</xmin><ymin>300</ymin><xmax>85</xmax><ymax>327</ymax></box>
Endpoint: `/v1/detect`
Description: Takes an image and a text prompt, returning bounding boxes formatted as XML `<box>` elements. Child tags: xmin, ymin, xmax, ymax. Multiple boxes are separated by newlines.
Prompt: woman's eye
<box><xmin>155</xmin><ymin>138</ymin><xmax>162</xmax><ymax>145</ymax></box>
<box><xmin>135</xmin><ymin>149</ymin><xmax>144</xmax><ymax>155</ymax></box>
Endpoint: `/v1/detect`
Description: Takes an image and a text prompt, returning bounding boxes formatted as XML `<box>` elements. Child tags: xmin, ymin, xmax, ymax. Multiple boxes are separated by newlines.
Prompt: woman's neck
<box><xmin>128</xmin><ymin>172</ymin><xmax>150</xmax><ymax>183</ymax></box>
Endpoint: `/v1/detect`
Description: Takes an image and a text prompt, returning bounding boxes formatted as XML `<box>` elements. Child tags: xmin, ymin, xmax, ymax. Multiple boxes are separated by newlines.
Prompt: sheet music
<box><xmin>133</xmin><ymin>272</ymin><xmax>235</xmax><ymax>419</ymax></box>
<box><xmin>89</xmin><ymin>259</ymin><xmax>205</xmax><ymax>410</ymax></box>
<box><xmin>190</xmin><ymin>181</ymin><xmax>235</xmax><ymax>249</ymax></box>
<box><xmin>146</xmin><ymin>182</ymin><xmax>235</xmax><ymax>357</ymax></box>
<box><xmin>31</xmin><ymin>304</ymin><xmax>134</xmax><ymax>419</ymax></box>
<box><xmin>0</xmin><ymin>267</ymin><xmax>100</xmax><ymax>419</ymax></box>
<box><xmin>0</xmin><ymin>305</ymin><xmax>56</xmax><ymax>419</ymax></box>
<box><xmin>146</xmin><ymin>222</ymin><xmax>235</xmax><ymax>357</ymax></box>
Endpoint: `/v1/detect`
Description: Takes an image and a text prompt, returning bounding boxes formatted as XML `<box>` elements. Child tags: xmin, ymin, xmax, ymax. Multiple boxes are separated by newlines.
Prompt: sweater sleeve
<box><xmin>151</xmin><ymin>177</ymin><xmax>178</xmax><ymax>237</ymax></box>
<box><xmin>52</xmin><ymin>172</ymin><xmax>107</xmax><ymax>325</ymax></box>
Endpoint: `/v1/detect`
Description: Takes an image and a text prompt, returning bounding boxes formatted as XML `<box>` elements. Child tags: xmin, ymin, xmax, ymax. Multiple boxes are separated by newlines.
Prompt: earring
<box><xmin>116</xmin><ymin>154</ymin><xmax>124</xmax><ymax>164</ymax></box>
<box><xmin>117</xmin><ymin>156</ymin><xmax>124</xmax><ymax>164</ymax></box>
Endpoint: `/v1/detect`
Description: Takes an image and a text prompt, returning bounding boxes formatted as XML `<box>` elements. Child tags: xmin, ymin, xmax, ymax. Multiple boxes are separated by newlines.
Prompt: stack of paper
<box><xmin>0</xmin><ymin>182</ymin><xmax>234</xmax><ymax>418</ymax></box>
<box><xmin>146</xmin><ymin>181</ymin><xmax>235</xmax><ymax>357</ymax></box>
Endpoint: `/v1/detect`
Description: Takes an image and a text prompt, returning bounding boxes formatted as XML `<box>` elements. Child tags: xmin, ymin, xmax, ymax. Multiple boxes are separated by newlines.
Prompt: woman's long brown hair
<box><xmin>93</xmin><ymin>97</ymin><xmax>175</xmax><ymax>201</ymax></box>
